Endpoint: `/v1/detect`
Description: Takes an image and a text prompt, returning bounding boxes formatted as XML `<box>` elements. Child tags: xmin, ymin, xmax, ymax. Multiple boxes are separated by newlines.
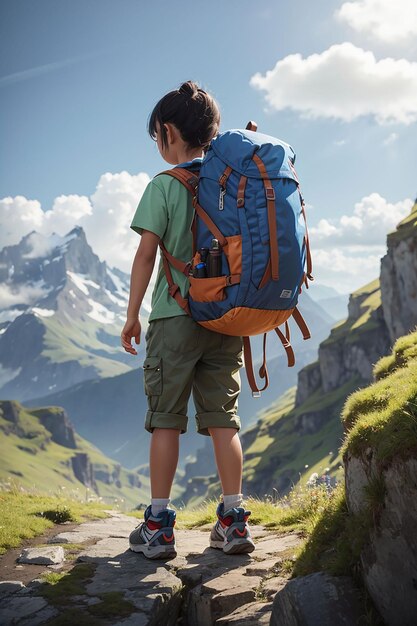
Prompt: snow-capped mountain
<box><xmin>0</xmin><ymin>226</ymin><xmax>150</xmax><ymax>400</ymax></box>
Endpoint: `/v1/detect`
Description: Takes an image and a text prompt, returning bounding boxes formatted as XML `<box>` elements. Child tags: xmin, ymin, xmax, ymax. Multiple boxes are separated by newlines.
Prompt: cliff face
<box><xmin>30</xmin><ymin>407</ymin><xmax>77</xmax><ymax>449</ymax></box>
<box><xmin>341</xmin><ymin>330</ymin><xmax>417</xmax><ymax>626</ymax></box>
<box><xmin>295</xmin><ymin>279</ymin><xmax>391</xmax><ymax>406</ymax></box>
<box><xmin>380</xmin><ymin>200</ymin><xmax>417</xmax><ymax>343</ymax></box>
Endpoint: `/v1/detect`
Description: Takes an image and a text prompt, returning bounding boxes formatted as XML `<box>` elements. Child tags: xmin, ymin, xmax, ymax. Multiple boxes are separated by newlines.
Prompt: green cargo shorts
<box><xmin>142</xmin><ymin>315</ymin><xmax>244</xmax><ymax>436</ymax></box>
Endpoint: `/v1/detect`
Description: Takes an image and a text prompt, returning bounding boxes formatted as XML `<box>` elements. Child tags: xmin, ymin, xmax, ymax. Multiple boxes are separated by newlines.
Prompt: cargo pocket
<box><xmin>189</xmin><ymin>275</ymin><xmax>227</xmax><ymax>303</ymax></box>
<box><xmin>143</xmin><ymin>356</ymin><xmax>162</xmax><ymax>396</ymax></box>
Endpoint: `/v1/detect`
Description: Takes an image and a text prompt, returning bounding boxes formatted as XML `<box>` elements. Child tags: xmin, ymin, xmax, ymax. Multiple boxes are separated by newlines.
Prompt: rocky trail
<box><xmin>0</xmin><ymin>508</ymin><xmax>301</xmax><ymax>625</ymax></box>
<box><xmin>0</xmin><ymin>510</ymin><xmax>366</xmax><ymax>625</ymax></box>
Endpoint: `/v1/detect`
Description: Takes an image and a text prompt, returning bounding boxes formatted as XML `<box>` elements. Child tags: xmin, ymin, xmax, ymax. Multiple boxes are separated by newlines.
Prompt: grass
<box><xmin>39</xmin><ymin>563</ymin><xmax>97</xmax><ymax>604</ymax></box>
<box><xmin>340</xmin><ymin>330</ymin><xmax>417</xmax><ymax>464</ymax></box>
<box><xmin>127</xmin><ymin>478</ymin><xmax>343</xmax><ymax>537</ymax></box>
<box><xmin>373</xmin><ymin>329</ymin><xmax>417</xmax><ymax>380</ymax></box>
<box><xmin>0</xmin><ymin>478</ymin><xmax>110</xmax><ymax>555</ymax></box>
<box><xmin>38</xmin><ymin>563</ymin><xmax>138</xmax><ymax>625</ymax></box>
<box><xmin>291</xmin><ymin>483</ymin><xmax>371</xmax><ymax>579</ymax></box>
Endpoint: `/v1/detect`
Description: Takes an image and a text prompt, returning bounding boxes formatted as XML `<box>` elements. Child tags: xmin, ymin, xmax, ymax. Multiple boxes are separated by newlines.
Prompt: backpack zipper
<box><xmin>219</xmin><ymin>187</ymin><xmax>226</xmax><ymax>210</ymax></box>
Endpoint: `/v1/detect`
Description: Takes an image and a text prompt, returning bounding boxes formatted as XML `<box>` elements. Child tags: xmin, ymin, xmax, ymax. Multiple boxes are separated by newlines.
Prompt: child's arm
<box><xmin>121</xmin><ymin>229</ymin><xmax>160</xmax><ymax>355</ymax></box>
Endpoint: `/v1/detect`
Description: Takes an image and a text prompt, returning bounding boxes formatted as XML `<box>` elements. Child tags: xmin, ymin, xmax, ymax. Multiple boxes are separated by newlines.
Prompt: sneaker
<box><xmin>209</xmin><ymin>501</ymin><xmax>255</xmax><ymax>554</ymax></box>
<box><xmin>129</xmin><ymin>504</ymin><xmax>177</xmax><ymax>559</ymax></box>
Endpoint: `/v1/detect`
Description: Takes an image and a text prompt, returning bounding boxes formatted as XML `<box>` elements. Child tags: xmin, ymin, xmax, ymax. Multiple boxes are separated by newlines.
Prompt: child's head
<box><xmin>148</xmin><ymin>81</ymin><xmax>220</xmax><ymax>162</ymax></box>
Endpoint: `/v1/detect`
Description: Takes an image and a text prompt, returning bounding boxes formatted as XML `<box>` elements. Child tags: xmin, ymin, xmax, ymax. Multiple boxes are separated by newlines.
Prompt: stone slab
<box><xmin>216</xmin><ymin>600</ymin><xmax>274</xmax><ymax>625</ymax></box>
<box><xmin>18</xmin><ymin>546</ymin><xmax>65</xmax><ymax>565</ymax></box>
<box><xmin>270</xmin><ymin>572</ymin><xmax>365</xmax><ymax>626</ymax></box>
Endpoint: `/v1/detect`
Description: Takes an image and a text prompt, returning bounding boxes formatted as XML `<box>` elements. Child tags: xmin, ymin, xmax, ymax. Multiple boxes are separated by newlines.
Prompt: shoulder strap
<box><xmin>156</xmin><ymin>167</ymin><xmax>199</xmax><ymax>196</ymax></box>
<box><xmin>158</xmin><ymin>168</ymin><xmax>227</xmax><ymax>246</ymax></box>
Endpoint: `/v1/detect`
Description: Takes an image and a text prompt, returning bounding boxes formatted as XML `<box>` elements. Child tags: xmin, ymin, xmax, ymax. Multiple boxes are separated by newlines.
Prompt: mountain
<box><xmin>0</xmin><ymin>227</ymin><xmax>150</xmax><ymax>400</ymax></box>
<box><xmin>178</xmin><ymin>200</ymin><xmax>417</xmax><ymax>507</ymax></box>
<box><xmin>0</xmin><ymin>399</ymin><xmax>185</xmax><ymax>510</ymax></box>
<box><xmin>304</xmin><ymin>284</ymin><xmax>350</xmax><ymax>323</ymax></box>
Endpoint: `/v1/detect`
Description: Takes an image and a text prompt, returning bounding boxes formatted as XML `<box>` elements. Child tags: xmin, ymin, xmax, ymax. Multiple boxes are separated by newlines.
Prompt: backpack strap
<box><xmin>156</xmin><ymin>167</ymin><xmax>199</xmax><ymax>196</ymax></box>
<box><xmin>252</xmin><ymin>154</ymin><xmax>279</xmax><ymax>280</ymax></box>
<box><xmin>159</xmin><ymin>242</ymin><xmax>191</xmax><ymax>316</ymax></box>
<box><xmin>243</xmin><ymin>334</ymin><xmax>269</xmax><ymax>397</ymax></box>
<box><xmin>274</xmin><ymin>322</ymin><xmax>295</xmax><ymax>367</ymax></box>
<box><xmin>292</xmin><ymin>306</ymin><xmax>311</xmax><ymax>340</ymax></box>
<box><xmin>243</xmin><ymin>320</ymin><xmax>296</xmax><ymax>396</ymax></box>
<box><xmin>158</xmin><ymin>168</ymin><xmax>227</xmax><ymax>246</ymax></box>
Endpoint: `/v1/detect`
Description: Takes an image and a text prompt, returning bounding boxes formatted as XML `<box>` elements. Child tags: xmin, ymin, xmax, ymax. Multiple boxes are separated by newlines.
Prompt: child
<box><xmin>121</xmin><ymin>80</ymin><xmax>255</xmax><ymax>559</ymax></box>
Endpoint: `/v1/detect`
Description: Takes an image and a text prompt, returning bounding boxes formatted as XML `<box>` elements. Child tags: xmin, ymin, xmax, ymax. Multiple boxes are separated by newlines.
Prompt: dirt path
<box><xmin>0</xmin><ymin>509</ymin><xmax>303</xmax><ymax>625</ymax></box>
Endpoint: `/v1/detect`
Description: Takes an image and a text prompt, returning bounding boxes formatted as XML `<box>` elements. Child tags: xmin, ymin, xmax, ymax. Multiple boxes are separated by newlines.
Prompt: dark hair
<box><xmin>148</xmin><ymin>80</ymin><xmax>220</xmax><ymax>152</ymax></box>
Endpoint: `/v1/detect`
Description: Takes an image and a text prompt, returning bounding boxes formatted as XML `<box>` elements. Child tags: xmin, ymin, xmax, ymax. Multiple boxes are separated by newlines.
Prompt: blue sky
<box><xmin>1</xmin><ymin>0</ymin><xmax>416</xmax><ymax>292</ymax></box>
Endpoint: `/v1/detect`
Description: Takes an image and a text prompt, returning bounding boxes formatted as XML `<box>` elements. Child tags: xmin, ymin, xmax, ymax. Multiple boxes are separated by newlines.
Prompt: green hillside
<box><xmin>0</xmin><ymin>400</ymin><xmax>182</xmax><ymax>510</ymax></box>
<box><xmin>321</xmin><ymin>278</ymin><xmax>381</xmax><ymax>346</ymax></box>
<box><xmin>341</xmin><ymin>328</ymin><xmax>417</xmax><ymax>463</ymax></box>
<box><xmin>41</xmin><ymin>313</ymin><xmax>135</xmax><ymax>377</ymax></box>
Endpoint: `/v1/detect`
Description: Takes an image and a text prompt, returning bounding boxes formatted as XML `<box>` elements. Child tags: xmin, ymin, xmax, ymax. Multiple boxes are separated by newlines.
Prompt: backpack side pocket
<box><xmin>189</xmin><ymin>275</ymin><xmax>227</xmax><ymax>302</ymax></box>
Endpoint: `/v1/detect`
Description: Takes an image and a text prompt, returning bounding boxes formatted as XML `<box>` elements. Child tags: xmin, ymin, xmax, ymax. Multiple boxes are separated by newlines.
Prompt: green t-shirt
<box><xmin>130</xmin><ymin>173</ymin><xmax>194</xmax><ymax>322</ymax></box>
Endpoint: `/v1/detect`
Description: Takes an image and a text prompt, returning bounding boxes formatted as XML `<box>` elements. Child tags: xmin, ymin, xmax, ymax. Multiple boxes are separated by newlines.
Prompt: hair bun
<box><xmin>178</xmin><ymin>81</ymin><xmax>199</xmax><ymax>97</ymax></box>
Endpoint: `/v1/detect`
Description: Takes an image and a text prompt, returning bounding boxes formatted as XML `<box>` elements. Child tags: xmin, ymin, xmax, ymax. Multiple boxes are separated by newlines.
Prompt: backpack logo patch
<box><xmin>280</xmin><ymin>289</ymin><xmax>292</xmax><ymax>298</ymax></box>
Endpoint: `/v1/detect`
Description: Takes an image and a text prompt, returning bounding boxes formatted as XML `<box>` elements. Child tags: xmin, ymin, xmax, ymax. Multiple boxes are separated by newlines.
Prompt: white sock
<box><xmin>222</xmin><ymin>493</ymin><xmax>243</xmax><ymax>511</ymax></box>
<box><xmin>151</xmin><ymin>497</ymin><xmax>171</xmax><ymax>516</ymax></box>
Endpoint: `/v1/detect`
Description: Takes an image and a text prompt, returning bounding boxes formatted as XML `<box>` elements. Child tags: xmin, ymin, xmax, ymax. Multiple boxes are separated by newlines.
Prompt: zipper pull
<box><xmin>219</xmin><ymin>187</ymin><xmax>226</xmax><ymax>211</ymax></box>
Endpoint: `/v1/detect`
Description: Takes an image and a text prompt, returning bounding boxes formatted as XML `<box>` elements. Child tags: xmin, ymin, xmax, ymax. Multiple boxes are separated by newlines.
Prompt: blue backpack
<box><xmin>156</xmin><ymin>122</ymin><xmax>313</xmax><ymax>395</ymax></box>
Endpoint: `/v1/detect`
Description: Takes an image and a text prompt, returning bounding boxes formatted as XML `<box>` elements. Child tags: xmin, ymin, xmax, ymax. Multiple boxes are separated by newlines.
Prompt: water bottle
<box><xmin>207</xmin><ymin>238</ymin><xmax>222</xmax><ymax>277</ymax></box>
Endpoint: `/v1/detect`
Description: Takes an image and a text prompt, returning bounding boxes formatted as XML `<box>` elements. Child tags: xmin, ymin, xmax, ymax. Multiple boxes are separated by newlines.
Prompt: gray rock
<box><xmin>244</xmin><ymin>557</ymin><xmax>282</xmax><ymax>577</ymax></box>
<box><xmin>18</xmin><ymin>545</ymin><xmax>65</xmax><ymax>565</ymax></box>
<box><xmin>262</xmin><ymin>575</ymin><xmax>288</xmax><ymax>599</ymax></box>
<box><xmin>270</xmin><ymin>572</ymin><xmax>365</xmax><ymax>626</ymax></box>
<box><xmin>185</xmin><ymin>570</ymin><xmax>263</xmax><ymax>625</ymax></box>
<box><xmin>0</xmin><ymin>595</ymin><xmax>49</xmax><ymax>624</ymax></box>
<box><xmin>361</xmin><ymin>458</ymin><xmax>417</xmax><ymax>626</ymax></box>
<box><xmin>111</xmin><ymin>614</ymin><xmax>149</xmax><ymax>626</ymax></box>
<box><xmin>0</xmin><ymin>581</ymin><xmax>26</xmax><ymax>597</ymax></box>
<box><xmin>380</xmin><ymin>217</ymin><xmax>417</xmax><ymax>342</ymax></box>
<box><xmin>216</xmin><ymin>601</ymin><xmax>273</xmax><ymax>625</ymax></box>
<box><xmin>16</xmin><ymin>605</ymin><xmax>58</xmax><ymax>626</ymax></box>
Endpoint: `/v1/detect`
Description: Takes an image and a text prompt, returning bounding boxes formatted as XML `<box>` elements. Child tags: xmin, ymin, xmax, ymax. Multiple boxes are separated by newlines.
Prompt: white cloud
<box><xmin>250</xmin><ymin>43</ymin><xmax>417</xmax><ymax>125</ymax></box>
<box><xmin>336</xmin><ymin>0</ymin><xmax>417</xmax><ymax>43</ymax></box>
<box><xmin>0</xmin><ymin>281</ymin><xmax>52</xmax><ymax>308</ymax></box>
<box><xmin>311</xmin><ymin>247</ymin><xmax>384</xmax><ymax>293</ymax></box>
<box><xmin>309</xmin><ymin>193</ymin><xmax>413</xmax><ymax>291</ymax></box>
<box><xmin>310</xmin><ymin>193</ymin><xmax>412</xmax><ymax>246</ymax></box>
<box><xmin>383</xmin><ymin>132</ymin><xmax>398</xmax><ymax>145</ymax></box>
<box><xmin>0</xmin><ymin>171</ymin><xmax>150</xmax><ymax>274</ymax></box>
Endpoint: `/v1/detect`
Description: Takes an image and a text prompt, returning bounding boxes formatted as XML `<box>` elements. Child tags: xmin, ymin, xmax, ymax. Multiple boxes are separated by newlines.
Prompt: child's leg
<box><xmin>150</xmin><ymin>427</ymin><xmax>181</xmax><ymax>498</ymax></box>
<box><xmin>208</xmin><ymin>427</ymin><xmax>243</xmax><ymax>496</ymax></box>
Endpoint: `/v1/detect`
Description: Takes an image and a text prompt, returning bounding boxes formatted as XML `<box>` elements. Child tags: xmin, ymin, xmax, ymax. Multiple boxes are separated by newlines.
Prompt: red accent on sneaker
<box><xmin>235</xmin><ymin>527</ymin><xmax>247</xmax><ymax>537</ymax></box>
<box><xmin>244</xmin><ymin>515</ymin><xmax>249</xmax><ymax>522</ymax></box>
<box><xmin>162</xmin><ymin>532</ymin><xmax>174</xmax><ymax>542</ymax></box>
<box><xmin>218</xmin><ymin>515</ymin><xmax>234</xmax><ymax>528</ymax></box>
<box><xmin>147</xmin><ymin>520</ymin><xmax>162</xmax><ymax>531</ymax></box>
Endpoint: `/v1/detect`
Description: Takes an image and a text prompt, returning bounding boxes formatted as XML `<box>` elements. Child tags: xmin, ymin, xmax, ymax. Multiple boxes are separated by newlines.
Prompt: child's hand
<box><xmin>121</xmin><ymin>317</ymin><xmax>141</xmax><ymax>355</ymax></box>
